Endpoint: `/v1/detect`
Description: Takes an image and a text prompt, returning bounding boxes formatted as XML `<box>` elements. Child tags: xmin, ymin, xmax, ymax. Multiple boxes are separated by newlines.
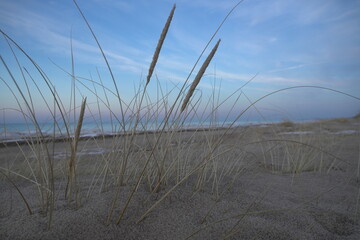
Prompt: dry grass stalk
<box><xmin>66</xmin><ymin>97</ymin><xmax>87</xmax><ymax>202</ymax></box>
<box><xmin>181</xmin><ymin>39</ymin><xmax>221</xmax><ymax>112</ymax></box>
<box><xmin>146</xmin><ymin>4</ymin><xmax>176</xmax><ymax>85</ymax></box>
<box><xmin>0</xmin><ymin>170</ymin><xmax>32</xmax><ymax>215</ymax></box>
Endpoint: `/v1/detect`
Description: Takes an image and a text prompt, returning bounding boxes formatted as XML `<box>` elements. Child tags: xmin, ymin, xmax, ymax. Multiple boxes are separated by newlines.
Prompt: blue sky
<box><xmin>0</xmin><ymin>0</ymin><xmax>360</xmax><ymax>124</ymax></box>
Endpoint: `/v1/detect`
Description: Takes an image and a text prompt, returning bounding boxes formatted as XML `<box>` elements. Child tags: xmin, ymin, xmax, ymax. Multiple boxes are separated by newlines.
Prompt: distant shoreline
<box><xmin>0</xmin><ymin>125</ymin><xmax>231</xmax><ymax>148</ymax></box>
<box><xmin>1</xmin><ymin>116</ymin><xmax>358</xmax><ymax>148</ymax></box>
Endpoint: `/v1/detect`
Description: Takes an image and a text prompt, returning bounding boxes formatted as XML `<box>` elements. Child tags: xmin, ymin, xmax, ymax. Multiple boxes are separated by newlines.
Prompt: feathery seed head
<box><xmin>146</xmin><ymin>4</ymin><xmax>176</xmax><ymax>85</ymax></box>
<box><xmin>181</xmin><ymin>39</ymin><xmax>221</xmax><ymax>113</ymax></box>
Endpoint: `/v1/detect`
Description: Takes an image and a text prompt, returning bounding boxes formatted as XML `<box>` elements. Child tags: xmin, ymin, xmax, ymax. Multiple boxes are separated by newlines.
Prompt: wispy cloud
<box><xmin>1</xmin><ymin>0</ymin><xmax>359</xmax><ymax>121</ymax></box>
<box><xmin>0</xmin><ymin>1</ymin><xmax>150</xmax><ymax>74</ymax></box>
<box><xmin>326</xmin><ymin>8</ymin><xmax>360</xmax><ymax>23</ymax></box>
<box><xmin>177</xmin><ymin>0</ymin><xmax>236</xmax><ymax>12</ymax></box>
<box><xmin>233</xmin><ymin>0</ymin><xmax>360</xmax><ymax>27</ymax></box>
<box><xmin>267</xmin><ymin>64</ymin><xmax>309</xmax><ymax>73</ymax></box>
<box><xmin>92</xmin><ymin>0</ymin><xmax>133</xmax><ymax>11</ymax></box>
<box><xmin>169</xmin><ymin>27</ymin><xmax>207</xmax><ymax>55</ymax></box>
<box><xmin>215</xmin><ymin>70</ymin><xmax>332</xmax><ymax>87</ymax></box>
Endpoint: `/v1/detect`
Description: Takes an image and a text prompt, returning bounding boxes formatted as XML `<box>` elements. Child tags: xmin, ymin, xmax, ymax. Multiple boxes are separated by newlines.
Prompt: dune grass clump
<box><xmin>0</xmin><ymin>1</ymin><xmax>251</xmax><ymax>229</ymax></box>
<box><xmin>1</xmin><ymin>0</ymin><xmax>360</xmax><ymax>238</ymax></box>
<box><xmin>279</xmin><ymin>120</ymin><xmax>295</xmax><ymax>128</ymax></box>
<box><xmin>261</xmin><ymin>134</ymin><xmax>341</xmax><ymax>174</ymax></box>
<box><xmin>333</xmin><ymin>117</ymin><xmax>350</xmax><ymax>124</ymax></box>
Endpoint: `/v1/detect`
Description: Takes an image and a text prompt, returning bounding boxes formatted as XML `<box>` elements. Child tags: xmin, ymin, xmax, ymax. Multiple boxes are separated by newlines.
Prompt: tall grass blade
<box><xmin>65</xmin><ymin>97</ymin><xmax>87</xmax><ymax>202</ymax></box>
<box><xmin>72</xmin><ymin>0</ymin><xmax>125</xmax><ymax>130</ymax></box>
<box><xmin>0</xmin><ymin>170</ymin><xmax>32</xmax><ymax>215</ymax></box>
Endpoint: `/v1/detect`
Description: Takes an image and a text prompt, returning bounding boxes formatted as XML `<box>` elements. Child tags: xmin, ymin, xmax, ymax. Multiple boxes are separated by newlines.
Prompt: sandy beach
<box><xmin>1</xmin><ymin>117</ymin><xmax>359</xmax><ymax>239</ymax></box>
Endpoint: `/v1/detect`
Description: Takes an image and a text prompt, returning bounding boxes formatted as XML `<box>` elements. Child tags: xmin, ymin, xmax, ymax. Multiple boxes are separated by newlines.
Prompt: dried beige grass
<box><xmin>181</xmin><ymin>39</ymin><xmax>221</xmax><ymax>113</ymax></box>
<box><xmin>146</xmin><ymin>4</ymin><xmax>176</xmax><ymax>85</ymax></box>
<box><xmin>66</xmin><ymin>97</ymin><xmax>87</xmax><ymax>202</ymax></box>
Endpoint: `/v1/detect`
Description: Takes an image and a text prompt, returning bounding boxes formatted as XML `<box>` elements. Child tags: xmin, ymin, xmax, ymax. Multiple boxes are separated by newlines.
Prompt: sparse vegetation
<box><xmin>1</xmin><ymin>1</ymin><xmax>360</xmax><ymax>239</ymax></box>
<box><xmin>279</xmin><ymin>120</ymin><xmax>296</xmax><ymax>128</ymax></box>
<box><xmin>353</xmin><ymin>113</ymin><xmax>360</xmax><ymax>119</ymax></box>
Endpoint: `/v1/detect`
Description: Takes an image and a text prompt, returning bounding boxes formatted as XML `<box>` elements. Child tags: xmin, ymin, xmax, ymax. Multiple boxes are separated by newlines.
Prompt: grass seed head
<box><xmin>146</xmin><ymin>4</ymin><xmax>176</xmax><ymax>85</ymax></box>
<box><xmin>181</xmin><ymin>39</ymin><xmax>221</xmax><ymax>113</ymax></box>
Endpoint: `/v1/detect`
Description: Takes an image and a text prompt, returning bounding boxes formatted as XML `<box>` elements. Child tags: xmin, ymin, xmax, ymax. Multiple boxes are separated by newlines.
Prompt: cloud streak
<box><xmin>1</xmin><ymin>0</ymin><xmax>359</xmax><ymax>121</ymax></box>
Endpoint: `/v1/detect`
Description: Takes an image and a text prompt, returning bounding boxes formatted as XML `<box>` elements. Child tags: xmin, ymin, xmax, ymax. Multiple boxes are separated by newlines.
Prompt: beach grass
<box><xmin>1</xmin><ymin>1</ymin><xmax>360</xmax><ymax>239</ymax></box>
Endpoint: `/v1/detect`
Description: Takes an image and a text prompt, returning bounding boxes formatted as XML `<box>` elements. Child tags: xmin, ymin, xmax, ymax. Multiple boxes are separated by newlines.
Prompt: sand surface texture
<box><xmin>1</xmin><ymin>117</ymin><xmax>360</xmax><ymax>239</ymax></box>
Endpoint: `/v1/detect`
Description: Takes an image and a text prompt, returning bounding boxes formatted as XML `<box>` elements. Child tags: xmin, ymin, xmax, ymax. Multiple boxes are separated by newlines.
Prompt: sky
<box><xmin>0</xmin><ymin>0</ymin><xmax>360</xmax><ymax>124</ymax></box>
